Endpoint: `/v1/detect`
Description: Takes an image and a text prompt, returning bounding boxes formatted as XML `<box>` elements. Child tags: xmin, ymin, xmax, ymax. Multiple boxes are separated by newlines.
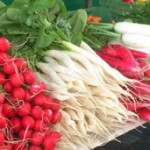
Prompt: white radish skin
<box><xmin>44</xmin><ymin>56</ymin><xmax>58</xmax><ymax>64</ymax></box>
<box><xmin>80</xmin><ymin>41</ymin><xmax>95</xmax><ymax>54</ymax></box>
<box><xmin>36</xmin><ymin>62</ymin><xmax>66</xmax><ymax>86</ymax></box>
<box><xmin>114</xmin><ymin>22</ymin><xmax>150</xmax><ymax>36</ymax></box>
<box><xmin>122</xmin><ymin>33</ymin><xmax>150</xmax><ymax>48</ymax></box>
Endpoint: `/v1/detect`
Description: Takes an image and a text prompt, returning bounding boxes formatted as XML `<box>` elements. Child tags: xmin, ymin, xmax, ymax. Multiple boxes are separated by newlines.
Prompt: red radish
<box><xmin>31</xmin><ymin>132</ymin><xmax>44</xmax><ymax>145</ymax></box>
<box><xmin>3</xmin><ymin>103</ymin><xmax>15</xmax><ymax>118</ymax></box>
<box><xmin>0</xmin><ymin>52</ymin><xmax>12</xmax><ymax>64</ymax></box>
<box><xmin>10</xmin><ymin>117</ymin><xmax>21</xmax><ymax>131</ymax></box>
<box><xmin>24</xmin><ymin>89</ymin><xmax>33</xmax><ymax>102</ymax></box>
<box><xmin>21</xmin><ymin>115</ymin><xmax>35</xmax><ymax>129</ymax></box>
<box><xmin>13</xmin><ymin>141</ymin><xmax>26</xmax><ymax>150</ymax></box>
<box><xmin>122</xmin><ymin>0</ymin><xmax>134</xmax><ymax>3</ymax></box>
<box><xmin>18</xmin><ymin>129</ymin><xmax>32</xmax><ymax>139</ymax></box>
<box><xmin>4</xmin><ymin>82</ymin><xmax>13</xmax><ymax>93</ymax></box>
<box><xmin>30</xmin><ymin>82</ymin><xmax>46</xmax><ymax>95</ymax></box>
<box><xmin>23</xmin><ymin>70</ymin><xmax>36</xmax><ymax>84</ymax></box>
<box><xmin>120</xmin><ymin>101</ymin><xmax>150</xmax><ymax>112</ymax></box>
<box><xmin>17</xmin><ymin>102</ymin><xmax>31</xmax><ymax>116</ymax></box>
<box><xmin>129</xmin><ymin>49</ymin><xmax>149</xmax><ymax>58</ymax></box>
<box><xmin>33</xmin><ymin>93</ymin><xmax>47</xmax><ymax>106</ymax></box>
<box><xmin>51</xmin><ymin>112</ymin><xmax>62</xmax><ymax>124</ymax></box>
<box><xmin>137</xmin><ymin>107</ymin><xmax>150</xmax><ymax>121</ymax></box>
<box><xmin>34</xmin><ymin>120</ymin><xmax>48</xmax><ymax>131</ymax></box>
<box><xmin>120</xmin><ymin>70</ymin><xmax>143</xmax><ymax>79</ymax></box>
<box><xmin>0</xmin><ymin>115</ymin><xmax>7</xmax><ymax>128</ymax></box>
<box><xmin>31</xmin><ymin>106</ymin><xmax>43</xmax><ymax>119</ymax></box>
<box><xmin>0</xmin><ymin>131</ymin><xmax>4</xmax><ymax>144</ymax></box>
<box><xmin>97</xmin><ymin>52</ymin><xmax>140</xmax><ymax>72</ymax></box>
<box><xmin>0</xmin><ymin>37</ymin><xmax>10</xmax><ymax>52</ymax></box>
<box><xmin>28</xmin><ymin>145</ymin><xmax>42</xmax><ymax>150</ymax></box>
<box><xmin>43</xmin><ymin>109</ymin><xmax>53</xmax><ymax>123</ymax></box>
<box><xmin>9</xmin><ymin>73</ymin><xmax>24</xmax><ymax>87</ymax></box>
<box><xmin>14</xmin><ymin>58</ymin><xmax>26</xmax><ymax>72</ymax></box>
<box><xmin>132</xmin><ymin>81</ymin><xmax>150</xmax><ymax>95</ymax></box>
<box><xmin>0</xmin><ymin>93</ymin><xmax>4</xmax><ymax>104</ymax></box>
<box><xmin>12</xmin><ymin>87</ymin><xmax>26</xmax><ymax>100</ymax></box>
<box><xmin>2</xmin><ymin>60</ymin><xmax>16</xmax><ymax>75</ymax></box>
<box><xmin>43</xmin><ymin>135</ymin><xmax>57</xmax><ymax>149</ymax></box>
<box><xmin>137</xmin><ymin>58</ymin><xmax>150</xmax><ymax>78</ymax></box>
<box><xmin>44</xmin><ymin>96</ymin><xmax>60</xmax><ymax>111</ymax></box>
<box><xmin>0</xmin><ymin>72</ymin><xmax>6</xmax><ymax>85</ymax></box>
<box><xmin>100</xmin><ymin>44</ymin><xmax>138</xmax><ymax>67</ymax></box>
<box><xmin>50</xmin><ymin>131</ymin><xmax>61</xmax><ymax>141</ymax></box>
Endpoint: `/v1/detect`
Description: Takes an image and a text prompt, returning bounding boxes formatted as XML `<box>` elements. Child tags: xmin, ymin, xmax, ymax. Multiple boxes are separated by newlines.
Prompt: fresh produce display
<box><xmin>97</xmin><ymin>45</ymin><xmax>150</xmax><ymax>116</ymax></box>
<box><xmin>0</xmin><ymin>37</ymin><xmax>62</xmax><ymax>149</ymax></box>
<box><xmin>0</xmin><ymin>0</ymin><xmax>150</xmax><ymax>150</ymax></box>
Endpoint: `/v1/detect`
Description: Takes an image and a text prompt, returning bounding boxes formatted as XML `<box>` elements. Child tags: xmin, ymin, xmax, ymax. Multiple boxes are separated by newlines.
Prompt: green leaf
<box><xmin>6</xmin><ymin>8</ymin><xmax>21</xmax><ymax>20</ymax></box>
<box><xmin>36</xmin><ymin>28</ymin><xmax>55</xmax><ymax>48</ymax></box>
<box><xmin>71</xmin><ymin>33</ymin><xmax>82</xmax><ymax>46</ymax></box>
<box><xmin>68</xmin><ymin>9</ymin><xmax>87</xmax><ymax>33</ymax></box>
<box><xmin>0</xmin><ymin>1</ymin><xmax>6</xmax><ymax>8</ymax></box>
<box><xmin>28</xmin><ymin>0</ymin><xmax>55</xmax><ymax>14</ymax></box>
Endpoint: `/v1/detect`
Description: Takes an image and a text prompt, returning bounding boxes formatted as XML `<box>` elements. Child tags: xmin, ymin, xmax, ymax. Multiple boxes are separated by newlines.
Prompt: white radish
<box><xmin>36</xmin><ymin>62</ymin><xmax>66</xmax><ymax>86</ymax></box>
<box><xmin>122</xmin><ymin>33</ymin><xmax>150</xmax><ymax>48</ymax></box>
<box><xmin>114</xmin><ymin>22</ymin><xmax>150</xmax><ymax>36</ymax></box>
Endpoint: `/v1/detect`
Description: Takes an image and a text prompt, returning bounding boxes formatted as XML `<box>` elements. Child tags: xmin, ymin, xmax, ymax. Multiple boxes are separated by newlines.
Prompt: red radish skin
<box><xmin>33</xmin><ymin>93</ymin><xmax>47</xmax><ymax>106</ymax></box>
<box><xmin>0</xmin><ymin>52</ymin><xmax>12</xmax><ymax>64</ymax></box>
<box><xmin>0</xmin><ymin>93</ymin><xmax>4</xmax><ymax>104</ymax></box>
<box><xmin>23</xmin><ymin>70</ymin><xmax>36</xmax><ymax>85</ymax></box>
<box><xmin>44</xmin><ymin>96</ymin><xmax>60</xmax><ymax>111</ymax></box>
<box><xmin>0</xmin><ymin>115</ymin><xmax>7</xmax><ymax>128</ymax></box>
<box><xmin>137</xmin><ymin>59</ymin><xmax>150</xmax><ymax>78</ymax></box>
<box><xmin>24</xmin><ymin>89</ymin><xmax>33</xmax><ymax>102</ymax></box>
<box><xmin>17</xmin><ymin>102</ymin><xmax>31</xmax><ymax>116</ymax></box>
<box><xmin>31</xmin><ymin>132</ymin><xmax>44</xmax><ymax>145</ymax></box>
<box><xmin>0</xmin><ymin>131</ymin><xmax>4</xmax><ymax>144</ymax></box>
<box><xmin>100</xmin><ymin>44</ymin><xmax>138</xmax><ymax>67</ymax></box>
<box><xmin>4</xmin><ymin>82</ymin><xmax>13</xmax><ymax>93</ymax></box>
<box><xmin>30</xmin><ymin>82</ymin><xmax>46</xmax><ymax>95</ymax></box>
<box><xmin>21</xmin><ymin>115</ymin><xmax>35</xmax><ymax>129</ymax></box>
<box><xmin>132</xmin><ymin>82</ymin><xmax>150</xmax><ymax>95</ymax></box>
<box><xmin>97</xmin><ymin>52</ymin><xmax>141</xmax><ymax>72</ymax></box>
<box><xmin>137</xmin><ymin>107</ymin><xmax>150</xmax><ymax>121</ymax></box>
<box><xmin>2</xmin><ymin>60</ymin><xmax>17</xmax><ymax>75</ymax></box>
<box><xmin>43</xmin><ymin>109</ymin><xmax>53</xmax><ymax>123</ymax></box>
<box><xmin>3</xmin><ymin>103</ymin><xmax>15</xmax><ymax>118</ymax></box>
<box><xmin>43</xmin><ymin>135</ymin><xmax>57</xmax><ymax>149</ymax></box>
<box><xmin>0</xmin><ymin>73</ymin><xmax>6</xmax><ymax>85</ymax></box>
<box><xmin>9</xmin><ymin>73</ymin><xmax>24</xmax><ymax>87</ymax></box>
<box><xmin>28</xmin><ymin>145</ymin><xmax>42</xmax><ymax>150</ymax></box>
<box><xmin>120</xmin><ymin>101</ymin><xmax>150</xmax><ymax>112</ymax></box>
<box><xmin>129</xmin><ymin>49</ymin><xmax>149</xmax><ymax>58</ymax></box>
<box><xmin>18</xmin><ymin>129</ymin><xmax>32</xmax><ymax>139</ymax></box>
<box><xmin>13</xmin><ymin>142</ymin><xmax>26</xmax><ymax>150</ymax></box>
<box><xmin>14</xmin><ymin>58</ymin><xmax>26</xmax><ymax>72</ymax></box>
<box><xmin>0</xmin><ymin>37</ymin><xmax>10</xmax><ymax>52</ymax></box>
<box><xmin>31</xmin><ymin>106</ymin><xmax>43</xmax><ymax>119</ymax></box>
<box><xmin>33</xmin><ymin>120</ymin><xmax>48</xmax><ymax>131</ymax></box>
<box><xmin>12</xmin><ymin>87</ymin><xmax>26</xmax><ymax>100</ymax></box>
<box><xmin>10</xmin><ymin>117</ymin><xmax>21</xmax><ymax>131</ymax></box>
<box><xmin>119</xmin><ymin>70</ymin><xmax>143</xmax><ymax>79</ymax></box>
<box><xmin>51</xmin><ymin>112</ymin><xmax>62</xmax><ymax>124</ymax></box>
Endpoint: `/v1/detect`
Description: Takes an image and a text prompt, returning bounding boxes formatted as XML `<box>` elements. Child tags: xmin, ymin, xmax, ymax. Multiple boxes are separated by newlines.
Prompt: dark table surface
<box><xmin>94</xmin><ymin>123</ymin><xmax>150</xmax><ymax>150</ymax></box>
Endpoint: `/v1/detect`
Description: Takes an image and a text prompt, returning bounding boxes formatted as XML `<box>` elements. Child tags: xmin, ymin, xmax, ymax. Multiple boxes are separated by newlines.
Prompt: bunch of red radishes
<box><xmin>0</xmin><ymin>37</ymin><xmax>62</xmax><ymax>150</ymax></box>
<box><xmin>97</xmin><ymin>44</ymin><xmax>150</xmax><ymax>122</ymax></box>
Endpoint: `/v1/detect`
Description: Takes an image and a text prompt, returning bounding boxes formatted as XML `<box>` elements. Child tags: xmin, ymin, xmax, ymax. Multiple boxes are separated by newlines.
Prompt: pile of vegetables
<box><xmin>97</xmin><ymin>44</ymin><xmax>150</xmax><ymax>121</ymax></box>
<box><xmin>0</xmin><ymin>0</ymin><xmax>149</xmax><ymax>150</ymax></box>
<box><xmin>0</xmin><ymin>37</ymin><xmax>62</xmax><ymax>150</ymax></box>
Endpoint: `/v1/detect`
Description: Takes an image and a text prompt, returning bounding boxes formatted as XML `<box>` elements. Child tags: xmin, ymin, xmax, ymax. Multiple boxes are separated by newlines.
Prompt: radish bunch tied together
<box><xmin>36</xmin><ymin>41</ymin><xmax>139</xmax><ymax>150</ymax></box>
<box><xmin>0</xmin><ymin>37</ymin><xmax>62</xmax><ymax>150</ymax></box>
